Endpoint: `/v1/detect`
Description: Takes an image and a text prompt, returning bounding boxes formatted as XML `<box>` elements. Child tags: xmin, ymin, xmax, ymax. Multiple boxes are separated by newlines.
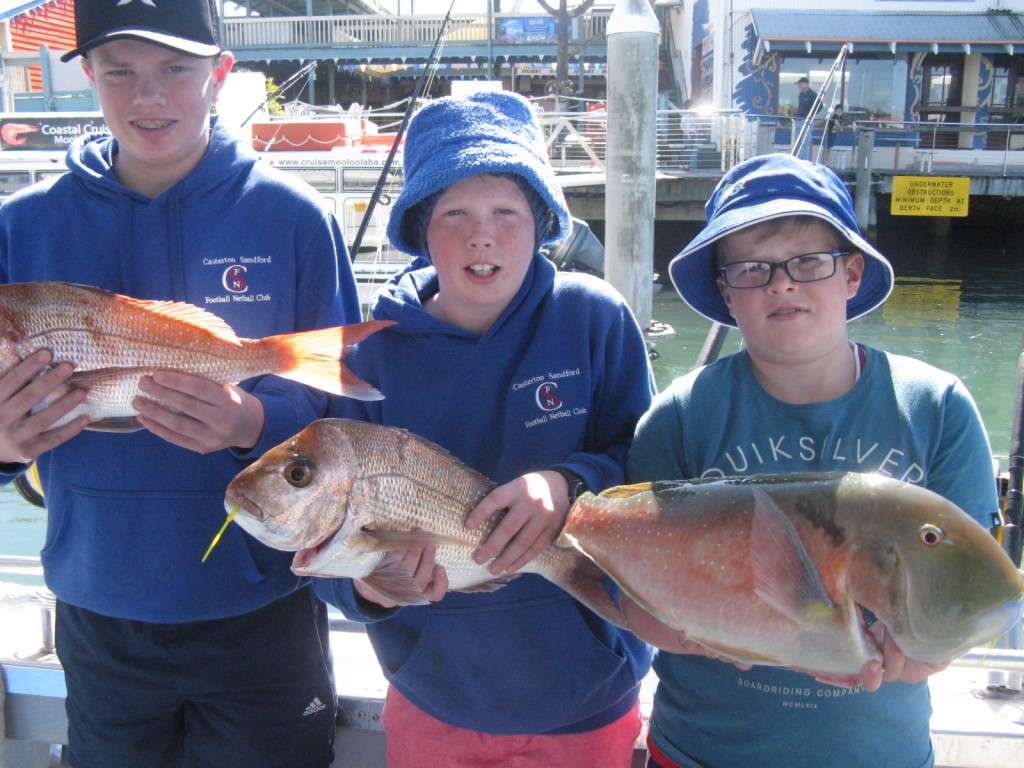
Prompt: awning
<box><xmin>750</xmin><ymin>9</ymin><xmax>1024</xmax><ymax>56</ymax></box>
<box><xmin>0</xmin><ymin>0</ymin><xmax>57</xmax><ymax>23</ymax></box>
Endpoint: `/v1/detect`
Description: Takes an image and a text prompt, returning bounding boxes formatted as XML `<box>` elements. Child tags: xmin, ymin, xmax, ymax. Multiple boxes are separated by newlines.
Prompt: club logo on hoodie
<box><xmin>223</xmin><ymin>265</ymin><xmax>248</xmax><ymax>293</ymax></box>
<box><xmin>515</xmin><ymin>368</ymin><xmax>589</xmax><ymax>429</ymax></box>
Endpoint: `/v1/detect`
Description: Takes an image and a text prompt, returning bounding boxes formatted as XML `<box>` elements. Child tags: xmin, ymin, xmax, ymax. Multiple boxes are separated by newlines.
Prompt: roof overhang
<box><xmin>0</xmin><ymin>0</ymin><xmax>57</xmax><ymax>22</ymax></box>
<box><xmin>750</xmin><ymin>9</ymin><xmax>1024</xmax><ymax>56</ymax></box>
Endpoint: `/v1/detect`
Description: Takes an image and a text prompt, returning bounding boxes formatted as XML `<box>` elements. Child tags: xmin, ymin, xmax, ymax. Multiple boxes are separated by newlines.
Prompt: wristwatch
<box><xmin>553</xmin><ymin>467</ymin><xmax>588</xmax><ymax>504</ymax></box>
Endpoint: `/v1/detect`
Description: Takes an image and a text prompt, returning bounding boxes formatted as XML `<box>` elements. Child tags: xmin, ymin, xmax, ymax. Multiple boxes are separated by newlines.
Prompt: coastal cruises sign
<box><xmin>0</xmin><ymin>113</ymin><xmax>108</xmax><ymax>152</ymax></box>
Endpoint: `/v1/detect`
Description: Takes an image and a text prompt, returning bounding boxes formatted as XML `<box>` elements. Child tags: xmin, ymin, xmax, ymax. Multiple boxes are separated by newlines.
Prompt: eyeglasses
<box><xmin>718</xmin><ymin>250</ymin><xmax>851</xmax><ymax>289</ymax></box>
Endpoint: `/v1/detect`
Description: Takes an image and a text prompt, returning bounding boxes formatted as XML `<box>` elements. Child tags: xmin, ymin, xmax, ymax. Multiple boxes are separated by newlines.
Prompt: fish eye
<box><xmin>919</xmin><ymin>524</ymin><xmax>944</xmax><ymax>547</ymax></box>
<box><xmin>284</xmin><ymin>460</ymin><xmax>315</xmax><ymax>488</ymax></box>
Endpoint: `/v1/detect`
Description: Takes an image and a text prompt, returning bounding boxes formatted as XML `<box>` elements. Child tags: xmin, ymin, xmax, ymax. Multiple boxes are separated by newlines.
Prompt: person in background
<box><xmin>794</xmin><ymin>76</ymin><xmax>817</xmax><ymax>119</ymax></box>
<box><xmin>316</xmin><ymin>90</ymin><xmax>655</xmax><ymax>767</ymax></box>
<box><xmin>0</xmin><ymin>1</ymin><xmax>357</xmax><ymax>765</ymax></box>
<box><xmin>625</xmin><ymin>153</ymin><xmax>997</xmax><ymax>768</ymax></box>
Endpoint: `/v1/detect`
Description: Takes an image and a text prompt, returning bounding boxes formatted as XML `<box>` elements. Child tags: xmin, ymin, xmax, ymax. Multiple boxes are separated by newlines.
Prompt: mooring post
<box><xmin>604</xmin><ymin>0</ymin><xmax>659</xmax><ymax>331</ymax></box>
<box><xmin>854</xmin><ymin>129</ymin><xmax>874</xmax><ymax>232</ymax></box>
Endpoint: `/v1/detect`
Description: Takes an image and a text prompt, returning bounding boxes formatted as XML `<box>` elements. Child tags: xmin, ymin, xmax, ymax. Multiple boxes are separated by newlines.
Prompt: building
<box><xmin>663</xmin><ymin>0</ymin><xmax>1024</xmax><ymax>142</ymax></box>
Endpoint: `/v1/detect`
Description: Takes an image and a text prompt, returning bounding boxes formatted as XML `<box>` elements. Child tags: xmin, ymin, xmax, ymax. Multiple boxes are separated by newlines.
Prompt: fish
<box><xmin>227</xmin><ymin>420</ymin><xmax>1024</xmax><ymax>677</ymax></box>
<box><xmin>560</xmin><ymin>475</ymin><xmax>1024</xmax><ymax>675</ymax></box>
<box><xmin>0</xmin><ymin>281</ymin><xmax>392</xmax><ymax>432</ymax></box>
<box><xmin>224</xmin><ymin>418</ymin><xmax>622</xmax><ymax>617</ymax></box>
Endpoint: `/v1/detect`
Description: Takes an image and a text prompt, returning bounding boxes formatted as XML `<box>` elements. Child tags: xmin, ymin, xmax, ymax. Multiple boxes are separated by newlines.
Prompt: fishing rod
<box><xmin>1002</xmin><ymin>349</ymin><xmax>1024</xmax><ymax>568</ymax></box>
<box><xmin>239</xmin><ymin>60</ymin><xmax>319</xmax><ymax>130</ymax></box>
<box><xmin>349</xmin><ymin>0</ymin><xmax>457</xmax><ymax>257</ymax></box>
<box><xmin>696</xmin><ymin>45</ymin><xmax>850</xmax><ymax>368</ymax></box>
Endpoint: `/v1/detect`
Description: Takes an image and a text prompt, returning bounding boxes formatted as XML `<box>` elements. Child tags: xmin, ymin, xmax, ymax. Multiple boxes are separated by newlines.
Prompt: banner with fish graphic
<box><xmin>0</xmin><ymin>113</ymin><xmax>107</xmax><ymax>151</ymax></box>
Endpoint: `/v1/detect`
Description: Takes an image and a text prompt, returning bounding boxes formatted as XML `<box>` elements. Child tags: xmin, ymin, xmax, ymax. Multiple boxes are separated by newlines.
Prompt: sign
<box><xmin>496</xmin><ymin>17</ymin><xmax>557</xmax><ymax>44</ymax></box>
<box><xmin>0</xmin><ymin>114</ymin><xmax>108</xmax><ymax>151</ymax></box>
<box><xmin>891</xmin><ymin>176</ymin><xmax>970</xmax><ymax>217</ymax></box>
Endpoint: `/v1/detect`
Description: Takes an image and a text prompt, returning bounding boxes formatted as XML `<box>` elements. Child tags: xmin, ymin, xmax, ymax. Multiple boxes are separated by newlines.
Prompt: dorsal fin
<box><xmin>113</xmin><ymin>295</ymin><xmax>242</xmax><ymax>345</ymax></box>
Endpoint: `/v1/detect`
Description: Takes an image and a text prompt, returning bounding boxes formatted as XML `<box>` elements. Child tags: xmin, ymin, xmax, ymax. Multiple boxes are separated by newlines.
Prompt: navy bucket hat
<box><xmin>387</xmin><ymin>91</ymin><xmax>572</xmax><ymax>261</ymax></box>
<box><xmin>668</xmin><ymin>153</ymin><xmax>894</xmax><ymax>327</ymax></box>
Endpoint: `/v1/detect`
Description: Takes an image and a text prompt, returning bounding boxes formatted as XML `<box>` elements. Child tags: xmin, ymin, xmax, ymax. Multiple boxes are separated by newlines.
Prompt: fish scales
<box><xmin>0</xmin><ymin>282</ymin><xmax>390</xmax><ymax>430</ymax></box>
<box><xmin>226</xmin><ymin>424</ymin><xmax>1023</xmax><ymax>675</ymax></box>
<box><xmin>564</xmin><ymin>474</ymin><xmax>1024</xmax><ymax>673</ymax></box>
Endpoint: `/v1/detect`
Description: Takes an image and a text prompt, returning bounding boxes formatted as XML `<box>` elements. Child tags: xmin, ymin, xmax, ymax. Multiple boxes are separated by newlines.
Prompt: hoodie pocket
<box><xmin>385</xmin><ymin>592</ymin><xmax>631</xmax><ymax>734</ymax></box>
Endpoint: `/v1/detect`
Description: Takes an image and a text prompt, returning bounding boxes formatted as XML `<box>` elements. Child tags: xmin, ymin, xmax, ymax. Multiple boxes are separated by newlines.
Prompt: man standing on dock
<box><xmin>794</xmin><ymin>76</ymin><xmax>817</xmax><ymax>119</ymax></box>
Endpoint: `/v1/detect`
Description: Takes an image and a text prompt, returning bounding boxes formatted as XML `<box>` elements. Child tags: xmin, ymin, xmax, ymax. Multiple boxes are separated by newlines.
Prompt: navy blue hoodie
<box><xmin>0</xmin><ymin>119</ymin><xmax>359</xmax><ymax>622</ymax></box>
<box><xmin>316</xmin><ymin>255</ymin><xmax>655</xmax><ymax>735</ymax></box>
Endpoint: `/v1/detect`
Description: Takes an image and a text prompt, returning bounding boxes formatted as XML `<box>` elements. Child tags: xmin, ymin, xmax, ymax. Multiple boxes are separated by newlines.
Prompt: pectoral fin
<box><xmin>348</xmin><ymin>528</ymin><xmax>466</xmax><ymax>552</ymax></box>
<box><xmin>750</xmin><ymin>488</ymin><xmax>835</xmax><ymax>627</ymax></box>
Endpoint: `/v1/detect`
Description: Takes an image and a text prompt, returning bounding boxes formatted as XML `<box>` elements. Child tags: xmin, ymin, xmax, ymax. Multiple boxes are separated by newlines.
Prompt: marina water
<box><xmin>3</xmin><ymin>220</ymin><xmax>1023</xmax><ymax>569</ymax></box>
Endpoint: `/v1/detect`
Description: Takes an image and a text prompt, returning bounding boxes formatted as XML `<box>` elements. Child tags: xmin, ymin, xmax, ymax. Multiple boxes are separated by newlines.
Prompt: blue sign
<box><xmin>496</xmin><ymin>17</ymin><xmax>558</xmax><ymax>44</ymax></box>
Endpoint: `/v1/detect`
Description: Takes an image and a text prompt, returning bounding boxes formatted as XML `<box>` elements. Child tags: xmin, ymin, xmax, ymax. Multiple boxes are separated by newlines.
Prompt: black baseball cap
<box><xmin>61</xmin><ymin>0</ymin><xmax>222</xmax><ymax>63</ymax></box>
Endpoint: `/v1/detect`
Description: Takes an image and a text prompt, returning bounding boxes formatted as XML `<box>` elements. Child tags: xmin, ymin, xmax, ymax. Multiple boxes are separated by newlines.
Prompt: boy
<box><xmin>315</xmin><ymin>90</ymin><xmax>655</xmax><ymax>767</ymax></box>
<box><xmin>0</xmin><ymin>2</ymin><xmax>356</xmax><ymax>765</ymax></box>
<box><xmin>626</xmin><ymin>153</ymin><xmax>997</xmax><ymax>768</ymax></box>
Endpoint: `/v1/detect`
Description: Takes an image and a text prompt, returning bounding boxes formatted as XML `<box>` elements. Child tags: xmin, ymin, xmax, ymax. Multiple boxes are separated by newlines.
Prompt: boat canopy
<box><xmin>750</xmin><ymin>9</ymin><xmax>1024</xmax><ymax>55</ymax></box>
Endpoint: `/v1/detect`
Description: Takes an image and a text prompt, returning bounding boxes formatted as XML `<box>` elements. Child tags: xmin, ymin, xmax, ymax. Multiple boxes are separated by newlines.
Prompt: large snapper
<box><xmin>562</xmin><ymin>475</ymin><xmax>1024</xmax><ymax>674</ymax></box>
<box><xmin>0</xmin><ymin>282</ymin><xmax>392</xmax><ymax>431</ymax></box>
<box><xmin>225</xmin><ymin>418</ymin><xmax>618</xmax><ymax>612</ymax></box>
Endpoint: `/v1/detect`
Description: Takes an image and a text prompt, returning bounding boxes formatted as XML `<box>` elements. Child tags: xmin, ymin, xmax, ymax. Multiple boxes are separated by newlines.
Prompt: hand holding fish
<box><xmin>134</xmin><ymin>371</ymin><xmax>264</xmax><ymax>453</ymax></box>
<box><xmin>466</xmin><ymin>470</ymin><xmax>571</xmax><ymax>575</ymax></box>
<box><xmin>0</xmin><ymin>350</ymin><xmax>90</xmax><ymax>463</ymax></box>
<box><xmin>353</xmin><ymin>544</ymin><xmax>449</xmax><ymax>609</ymax></box>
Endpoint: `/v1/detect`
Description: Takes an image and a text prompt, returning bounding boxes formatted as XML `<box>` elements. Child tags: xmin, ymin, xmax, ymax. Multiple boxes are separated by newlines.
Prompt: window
<box><xmin>0</xmin><ymin>171</ymin><xmax>31</xmax><ymax>196</ymax></box>
<box><xmin>341</xmin><ymin>167</ymin><xmax>401</xmax><ymax>192</ymax></box>
<box><xmin>281</xmin><ymin>167</ymin><xmax>337</xmax><ymax>193</ymax></box>
<box><xmin>778</xmin><ymin>55</ymin><xmax>905</xmax><ymax>121</ymax></box>
<box><xmin>922</xmin><ymin>55</ymin><xmax>962</xmax><ymax>108</ymax></box>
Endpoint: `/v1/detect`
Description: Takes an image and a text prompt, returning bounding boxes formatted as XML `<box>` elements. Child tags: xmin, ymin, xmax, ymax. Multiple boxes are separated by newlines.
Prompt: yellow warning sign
<box><xmin>891</xmin><ymin>176</ymin><xmax>970</xmax><ymax>217</ymax></box>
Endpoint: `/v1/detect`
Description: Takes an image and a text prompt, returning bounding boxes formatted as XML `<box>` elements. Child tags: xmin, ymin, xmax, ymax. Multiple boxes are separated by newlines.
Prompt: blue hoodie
<box><xmin>316</xmin><ymin>254</ymin><xmax>655</xmax><ymax>735</ymax></box>
<box><xmin>0</xmin><ymin>119</ymin><xmax>359</xmax><ymax>622</ymax></box>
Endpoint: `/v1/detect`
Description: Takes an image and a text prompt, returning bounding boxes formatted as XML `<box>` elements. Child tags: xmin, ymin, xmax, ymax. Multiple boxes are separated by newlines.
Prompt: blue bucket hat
<box><xmin>668</xmin><ymin>153</ymin><xmax>894</xmax><ymax>327</ymax></box>
<box><xmin>387</xmin><ymin>91</ymin><xmax>571</xmax><ymax>261</ymax></box>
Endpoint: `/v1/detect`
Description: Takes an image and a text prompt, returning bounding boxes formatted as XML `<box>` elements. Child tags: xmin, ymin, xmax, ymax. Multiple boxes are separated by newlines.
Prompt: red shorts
<box><xmin>382</xmin><ymin>685</ymin><xmax>641</xmax><ymax>768</ymax></box>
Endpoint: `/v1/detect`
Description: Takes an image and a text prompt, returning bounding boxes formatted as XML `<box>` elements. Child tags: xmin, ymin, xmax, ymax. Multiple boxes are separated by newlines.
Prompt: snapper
<box><xmin>0</xmin><ymin>281</ymin><xmax>391</xmax><ymax>431</ymax></box>
<box><xmin>225</xmin><ymin>419</ymin><xmax>1024</xmax><ymax>677</ymax></box>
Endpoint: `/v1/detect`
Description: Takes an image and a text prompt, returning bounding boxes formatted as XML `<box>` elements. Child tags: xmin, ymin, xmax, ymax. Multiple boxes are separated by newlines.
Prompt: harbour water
<box><xmin>2</xmin><ymin>220</ymin><xmax>1023</xmax><ymax>567</ymax></box>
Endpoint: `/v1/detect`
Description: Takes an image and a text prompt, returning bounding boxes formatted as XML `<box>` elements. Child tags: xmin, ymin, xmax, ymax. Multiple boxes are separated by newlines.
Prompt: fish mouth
<box><xmin>226</xmin><ymin>490</ymin><xmax>264</xmax><ymax>522</ymax></box>
<box><xmin>292</xmin><ymin>528</ymin><xmax>341</xmax><ymax>574</ymax></box>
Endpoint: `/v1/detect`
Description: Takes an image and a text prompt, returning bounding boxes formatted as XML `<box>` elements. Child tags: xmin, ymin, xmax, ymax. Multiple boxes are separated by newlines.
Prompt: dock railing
<box><xmin>222</xmin><ymin>12</ymin><xmax>610</xmax><ymax>51</ymax></box>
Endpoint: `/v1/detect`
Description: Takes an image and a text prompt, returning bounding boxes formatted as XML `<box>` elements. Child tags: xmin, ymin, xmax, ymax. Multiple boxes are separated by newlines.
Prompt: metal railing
<box><xmin>223</xmin><ymin>12</ymin><xmax>609</xmax><ymax>51</ymax></box>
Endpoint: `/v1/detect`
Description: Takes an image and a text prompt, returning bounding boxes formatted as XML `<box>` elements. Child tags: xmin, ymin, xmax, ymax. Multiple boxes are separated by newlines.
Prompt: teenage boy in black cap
<box><xmin>0</xmin><ymin>1</ymin><xmax>355</xmax><ymax>765</ymax></box>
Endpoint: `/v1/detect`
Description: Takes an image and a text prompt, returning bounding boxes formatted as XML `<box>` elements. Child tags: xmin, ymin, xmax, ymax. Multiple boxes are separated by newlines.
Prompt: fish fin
<box><xmin>262</xmin><ymin>320</ymin><xmax>394</xmax><ymax>400</ymax></box>
<box><xmin>693</xmin><ymin>636</ymin><xmax>782</xmax><ymax>667</ymax></box>
<box><xmin>750</xmin><ymin>487</ymin><xmax>836</xmax><ymax>627</ymax></box>
<box><xmin>454</xmin><ymin>575</ymin><xmax>518</xmax><ymax>594</ymax></box>
<box><xmin>595</xmin><ymin>482</ymin><xmax>657</xmax><ymax>500</ymax></box>
<box><xmin>546</xmin><ymin>550</ymin><xmax>629</xmax><ymax>629</ymax></box>
<box><xmin>85</xmin><ymin>416</ymin><xmax>143</xmax><ymax>433</ymax></box>
<box><xmin>113</xmin><ymin>295</ymin><xmax>243</xmax><ymax>344</ymax></box>
<box><xmin>348</xmin><ymin>528</ymin><xmax>466</xmax><ymax>552</ymax></box>
<box><xmin>361</xmin><ymin>555</ymin><xmax>430</xmax><ymax>606</ymax></box>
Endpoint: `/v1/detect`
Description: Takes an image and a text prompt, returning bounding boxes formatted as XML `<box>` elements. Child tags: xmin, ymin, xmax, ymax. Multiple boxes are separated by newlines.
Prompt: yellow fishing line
<box><xmin>202</xmin><ymin>504</ymin><xmax>239</xmax><ymax>563</ymax></box>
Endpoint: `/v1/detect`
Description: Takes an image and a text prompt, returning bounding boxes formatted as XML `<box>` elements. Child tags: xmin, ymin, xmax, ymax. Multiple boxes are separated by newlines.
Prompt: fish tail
<box><xmin>263</xmin><ymin>320</ymin><xmax>394</xmax><ymax>400</ymax></box>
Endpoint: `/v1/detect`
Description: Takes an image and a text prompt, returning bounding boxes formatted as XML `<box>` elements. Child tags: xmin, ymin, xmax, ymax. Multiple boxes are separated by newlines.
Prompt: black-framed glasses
<box><xmin>718</xmin><ymin>250</ymin><xmax>851</xmax><ymax>289</ymax></box>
